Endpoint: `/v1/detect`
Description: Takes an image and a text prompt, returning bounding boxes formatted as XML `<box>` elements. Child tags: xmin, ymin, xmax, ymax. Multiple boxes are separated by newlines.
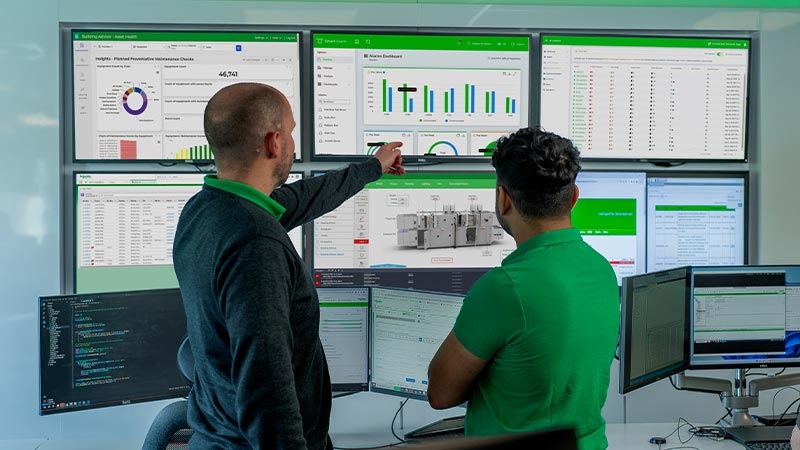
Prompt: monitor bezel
<box><xmin>62</xmin><ymin>24</ymin><xmax>305</xmax><ymax>164</ymax></box>
<box><xmin>538</xmin><ymin>32</ymin><xmax>753</xmax><ymax>163</ymax></box>
<box><xmin>315</xmin><ymin>285</ymin><xmax>371</xmax><ymax>393</ymax></box>
<box><xmin>644</xmin><ymin>170</ymin><xmax>750</xmax><ymax>272</ymax></box>
<box><xmin>619</xmin><ymin>266</ymin><xmax>691</xmax><ymax>395</ymax></box>
<box><xmin>38</xmin><ymin>288</ymin><xmax>190</xmax><ymax>415</ymax></box>
<box><xmin>309</xmin><ymin>29</ymin><xmax>533</xmax><ymax>163</ymax></box>
<box><xmin>687</xmin><ymin>265</ymin><xmax>800</xmax><ymax>369</ymax></box>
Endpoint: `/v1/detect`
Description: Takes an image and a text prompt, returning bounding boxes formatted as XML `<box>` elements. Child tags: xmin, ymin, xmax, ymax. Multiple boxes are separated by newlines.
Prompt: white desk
<box><xmin>3</xmin><ymin>424</ymin><xmax>758</xmax><ymax>449</ymax></box>
<box><xmin>607</xmin><ymin>424</ymin><xmax>747</xmax><ymax>449</ymax></box>
<box><xmin>329</xmin><ymin>423</ymin><xmax>751</xmax><ymax>449</ymax></box>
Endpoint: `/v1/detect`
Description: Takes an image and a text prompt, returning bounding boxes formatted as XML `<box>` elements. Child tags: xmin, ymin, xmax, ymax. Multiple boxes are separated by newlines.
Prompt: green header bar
<box><xmin>319</xmin><ymin>302</ymin><xmax>368</xmax><ymax>307</ymax></box>
<box><xmin>418</xmin><ymin>0</ymin><xmax>797</xmax><ymax>7</ymax></box>
<box><xmin>73</xmin><ymin>31</ymin><xmax>298</xmax><ymax>42</ymax></box>
<box><xmin>366</xmin><ymin>172</ymin><xmax>496</xmax><ymax>189</ymax></box>
<box><xmin>76</xmin><ymin>183</ymin><xmax>201</xmax><ymax>187</ymax></box>
<box><xmin>656</xmin><ymin>205</ymin><xmax>735</xmax><ymax>211</ymax></box>
<box><xmin>313</xmin><ymin>33</ymin><xmax>529</xmax><ymax>51</ymax></box>
<box><xmin>572</xmin><ymin>198</ymin><xmax>637</xmax><ymax>236</ymax></box>
<box><xmin>542</xmin><ymin>35</ymin><xmax>749</xmax><ymax>49</ymax></box>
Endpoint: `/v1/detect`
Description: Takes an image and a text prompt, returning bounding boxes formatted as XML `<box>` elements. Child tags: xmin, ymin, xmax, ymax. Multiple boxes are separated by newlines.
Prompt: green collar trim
<box><xmin>204</xmin><ymin>175</ymin><xmax>286</xmax><ymax>219</ymax></box>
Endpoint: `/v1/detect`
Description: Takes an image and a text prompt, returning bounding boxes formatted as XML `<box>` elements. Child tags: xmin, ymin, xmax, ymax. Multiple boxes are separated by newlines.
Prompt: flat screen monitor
<box><xmin>575</xmin><ymin>171</ymin><xmax>646</xmax><ymax>284</ymax></box>
<box><xmin>540</xmin><ymin>34</ymin><xmax>750</xmax><ymax>161</ymax></box>
<box><xmin>68</xmin><ymin>28</ymin><xmax>301</xmax><ymax>161</ymax></box>
<box><xmin>619</xmin><ymin>267</ymin><xmax>690</xmax><ymax>394</ymax></box>
<box><xmin>311</xmin><ymin>171</ymin><xmax>645</xmax><ymax>291</ymax></box>
<box><xmin>39</xmin><ymin>288</ymin><xmax>190</xmax><ymax>415</ymax></box>
<box><xmin>311</xmin><ymin>32</ymin><xmax>530</xmax><ymax>161</ymax></box>
<box><xmin>369</xmin><ymin>286</ymin><xmax>464</xmax><ymax>400</ymax></box>
<box><xmin>316</xmin><ymin>286</ymin><xmax>370</xmax><ymax>392</ymax></box>
<box><xmin>689</xmin><ymin>265</ymin><xmax>800</xmax><ymax>369</ymax></box>
<box><xmin>74</xmin><ymin>172</ymin><xmax>304</xmax><ymax>293</ymax></box>
<box><xmin>646</xmin><ymin>173</ymin><xmax>747</xmax><ymax>272</ymax></box>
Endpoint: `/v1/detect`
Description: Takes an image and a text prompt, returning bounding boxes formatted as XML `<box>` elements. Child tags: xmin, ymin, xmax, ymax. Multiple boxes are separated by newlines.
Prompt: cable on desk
<box><xmin>660</xmin><ymin>417</ymin><xmax>725</xmax><ymax>446</ymax></box>
<box><xmin>332</xmin><ymin>398</ymin><xmax>409</xmax><ymax>450</ymax></box>
<box><xmin>390</xmin><ymin>398</ymin><xmax>410</xmax><ymax>444</ymax></box>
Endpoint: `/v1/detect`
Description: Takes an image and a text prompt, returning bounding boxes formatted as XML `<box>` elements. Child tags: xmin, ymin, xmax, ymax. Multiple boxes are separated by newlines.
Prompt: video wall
<box><xmin>61</xmin><ymin>24</ymin><xmax>754</xmax><ymax>294</ymax></box>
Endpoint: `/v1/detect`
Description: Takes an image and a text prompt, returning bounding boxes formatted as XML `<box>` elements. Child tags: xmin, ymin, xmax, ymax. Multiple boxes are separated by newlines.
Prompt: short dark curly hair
<box><xmin>491</xmin><ymin>126</ymin><xmax>581</xmax><ymax>219</ymax></box>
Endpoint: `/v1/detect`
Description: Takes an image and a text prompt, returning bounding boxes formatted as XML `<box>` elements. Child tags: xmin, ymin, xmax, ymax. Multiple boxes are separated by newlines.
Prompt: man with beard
<box><xmin>427</xmin><ymin>126</ymin><xmax>619</xmax><ymax>450</ymax></box>
<box><xmin>174</xmin><ymin>82</ymin><xmax>404</xmax><ymax>450</ymax></box>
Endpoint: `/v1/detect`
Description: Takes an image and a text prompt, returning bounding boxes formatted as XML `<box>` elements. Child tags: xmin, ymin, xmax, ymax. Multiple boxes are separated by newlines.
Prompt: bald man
<box><xmin>174</xmin><ymin>82</ymin><xmax>404</xmax><ymax>450</ymax></box>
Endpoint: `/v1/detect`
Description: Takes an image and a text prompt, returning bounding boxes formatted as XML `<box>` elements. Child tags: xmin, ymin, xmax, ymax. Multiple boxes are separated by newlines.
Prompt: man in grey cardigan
<box><xmin>173</xmin><ymin>82</ymin><xmax>404</xmax><ymax>450</ymax></box>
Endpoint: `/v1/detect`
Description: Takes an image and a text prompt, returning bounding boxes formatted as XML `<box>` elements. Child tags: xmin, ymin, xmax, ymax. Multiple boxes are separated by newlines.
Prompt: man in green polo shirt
<box><xmin>427</xmin><ymin>126</ymin><xmax>619</xmax><ymax>450</ymax></box>
<box><xmin>174</xmin><ymin>82</ymin><xmax>404</xmax><ymax>450</ymax></box>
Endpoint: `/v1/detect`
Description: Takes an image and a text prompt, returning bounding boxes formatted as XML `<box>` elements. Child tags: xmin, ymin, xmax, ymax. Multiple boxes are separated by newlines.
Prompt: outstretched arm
<box><xmin>273</xmin><ymin>142</ymin><xmax>404</xmax><ymax>229</ymax></box>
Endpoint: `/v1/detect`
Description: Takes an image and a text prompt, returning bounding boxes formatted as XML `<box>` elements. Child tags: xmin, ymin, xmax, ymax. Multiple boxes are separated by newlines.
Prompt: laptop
<box><xmin>409</xmin><ymin>427</ymin><xmax>578</xmax><ymax>450</ymax></box>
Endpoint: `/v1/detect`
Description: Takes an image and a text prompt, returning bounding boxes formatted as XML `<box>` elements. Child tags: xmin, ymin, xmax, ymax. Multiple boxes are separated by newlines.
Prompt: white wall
<box><xmin>1</xmin><ymin>0</ymin><xmax>799</xmax><ymax>441</ymax></box>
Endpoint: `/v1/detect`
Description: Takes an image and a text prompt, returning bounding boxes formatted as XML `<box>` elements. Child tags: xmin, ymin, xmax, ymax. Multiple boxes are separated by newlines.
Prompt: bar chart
<box><xmin>363</xmin><ymin>68</ymin><xmax>522</xmax><ymax>127</ymax></box>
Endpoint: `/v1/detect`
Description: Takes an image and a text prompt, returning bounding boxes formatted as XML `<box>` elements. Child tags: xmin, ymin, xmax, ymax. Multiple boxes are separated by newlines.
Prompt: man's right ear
<box><xmin>496</xmin><ymin>185</ymin><xmax>512</xmax><ymax>216</ymax></box>
<box><xmin>263</xmin><ymin>131</ymin><xmax>280</xmax><ymax>159</ymax></box>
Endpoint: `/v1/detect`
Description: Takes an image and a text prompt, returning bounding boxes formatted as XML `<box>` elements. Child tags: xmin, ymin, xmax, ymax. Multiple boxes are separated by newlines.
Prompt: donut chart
<box><xmin>122</xmin><ymin>86</ymin><xmax>148</xmax><ymax>116</ymax></box>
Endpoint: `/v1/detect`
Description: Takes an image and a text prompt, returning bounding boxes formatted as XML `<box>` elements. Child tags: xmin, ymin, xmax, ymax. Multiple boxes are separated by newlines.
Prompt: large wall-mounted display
<box><xmin>540</xmin><ymin>35</ymin><xmax>750</xmax><ymax>161</ymax></box>
<box><xmin>73</xmin><ymin>172</ymin><xmax>303</xmax><ymax>293</ymax></box>
<box><xmin>312</xmin><ymin>171</ymin><xmax>647</xmax><ymax>291</ymax></box>
<box><xmin>311</xmin><ymin>32</ymin><xmax>530</xmax><ymax>161</ymax></box>
<box><xmin>68</xmin><ymin>29</ymin><xmax>302</xmax><ymax>162</ymax></box>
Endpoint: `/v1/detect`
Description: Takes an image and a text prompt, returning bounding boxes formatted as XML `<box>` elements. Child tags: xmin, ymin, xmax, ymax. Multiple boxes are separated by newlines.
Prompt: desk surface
<box><xmin>331</xmin><ymin>423</ymin><xmax>749</xmax><ymax>450</ymax></box>
<box><xmin>1</xmin><ymin>423</ymin><xmax>759</xmax><ymax>449</ymax></box>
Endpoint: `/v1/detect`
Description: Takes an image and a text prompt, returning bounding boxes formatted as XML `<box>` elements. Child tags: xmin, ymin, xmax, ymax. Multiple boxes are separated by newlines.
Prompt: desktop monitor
<box><xmin>646</xmin><ymin>172</ymin><xmax>747</xmax><ymax>272</ymax></box>
<box><xmin>66</xmin><ymin>27</ymin><xmax>302</xmax><ymax>161</ymax></box>
<box><xmin>689</xmin><ymin>265</ymin><xmax>800</xmax><ymax>369</ymax></box>
<box><xmin>317</xmin><ymin>286</ymin><xmax>370</xmax><ymax>392</ymax></box>
<box><xmin>369</xmin><ymin>286</ymin><xmax>465</xmax><ymax>400</ymax></box>
<box><xmin>311</xmin><ymin>171</ymin><xmax>645</xmax><ymax>292</ymax></box>
<box><xmin>540</xmin><ymin>34</ymin><xmax>750</xmax><ymax>161</ymax></box>
<box><xmin>311</xmin><ymin>32</ymin><xmax>530</xmax><ymax>161</ymax></box>
<box><xmin>39</xmin><ymin>288</ymin><xmax>190</xmax><ymax>415</ymax></box>
<box><xmin>73</xmin><ymin>172</ymin><xmax>304</xmax><ymax>293</ymax></box>
<box><xmin>619</xmin><ymin>267</ymin><xmax>690</xmax><ymax>394</ymax></box>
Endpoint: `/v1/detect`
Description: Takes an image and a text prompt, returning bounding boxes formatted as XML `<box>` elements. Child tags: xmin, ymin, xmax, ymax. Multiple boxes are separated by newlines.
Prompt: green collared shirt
<box><xmin>204</xmin><ymin>175</ymin><xmax>286</xmax><ymax>220</ymax></box>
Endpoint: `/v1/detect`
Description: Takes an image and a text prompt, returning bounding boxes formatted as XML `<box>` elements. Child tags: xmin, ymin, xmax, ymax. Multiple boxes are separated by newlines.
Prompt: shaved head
<box><xmin>204</xmin><ymin>82</ymin><xmax>288</xmax><ymax>172</ymax></box>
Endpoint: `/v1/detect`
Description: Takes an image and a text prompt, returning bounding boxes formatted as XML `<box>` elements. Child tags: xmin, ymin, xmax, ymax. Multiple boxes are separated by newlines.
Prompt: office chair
<box><xmin>141</xmin><ymin>336</ymin><xmax>195</xmax><ymax>450</ymax></box>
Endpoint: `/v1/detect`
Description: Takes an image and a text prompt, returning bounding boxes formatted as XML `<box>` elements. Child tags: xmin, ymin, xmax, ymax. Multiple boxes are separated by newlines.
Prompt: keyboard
<box><xmin>745</xmin><ymin>442</ymin><xmax>791</xmax><ymax>450</ymax></box>
<box><xmin>404</xmin><ymin>416</ymin><xmax>465</xmax><ymax>440</ymax></box>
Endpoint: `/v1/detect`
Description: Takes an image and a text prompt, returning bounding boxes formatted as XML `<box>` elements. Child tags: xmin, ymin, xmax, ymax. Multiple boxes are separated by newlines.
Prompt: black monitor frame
<box><xmin>39</xmin><ymin>288</ymin><xmax>190</xmax><ymax>415</ymax></box>
<box><xmin>644</xmin><ymin>171</ymin><xmax>749</xmax><ymax>272</ymax></box>
<box><xmin>619</xmin><ymin>266</ymin><xmax>691</xmax><ymax>394</ymax></box>
<box><xmin>688</xmin><ymin>265</ymin><xmax>800</xmax><ymax>370</ymax></box>
<box><xmin>538</xmin><ymin>32</ymin><xmax>753</xmax><ymax>163</ymax></box>
<box><xmin>61</xmin><ymin>24</ymin><xmax>304</xmax><ymax>164</ymax></box>
<box><xmin>368</xmin><ymin>286</ymin><xmax>465</xmax><ymax>401</ymax></box>
<box><xmin>316</xmin><ymin>286</ymin><xmax>371</xmax><ymax>393</ymax></box>
<box><xmin>309</xmin><ymin>29</ymin><xmax>533</xmax><ymax>163</ymax></box>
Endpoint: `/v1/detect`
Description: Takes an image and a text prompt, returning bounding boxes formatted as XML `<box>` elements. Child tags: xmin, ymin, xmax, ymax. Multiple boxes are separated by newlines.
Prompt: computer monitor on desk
<box><xmin>672</xmin><ymin>265</ymin><xmax>800</xmax><ymax>430</ymax></box>
<box><xmin>39</xmin><ymin>288</ymin><xmax>190</xmax><ymax>415</ymax></box>
<box><xmin>619</xmin><ymin>266</ymin><xmax>691</xmax><ymax>394</ymax></box>
<box><xmin>369</xmin><ymin>286</ymin><xmax>464</xmax><ymax>400</ymax></box>
<box><xmin>317</xmin><ymin>287</ymin><xmax>370</xmax><ymax>392</ymax></box>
